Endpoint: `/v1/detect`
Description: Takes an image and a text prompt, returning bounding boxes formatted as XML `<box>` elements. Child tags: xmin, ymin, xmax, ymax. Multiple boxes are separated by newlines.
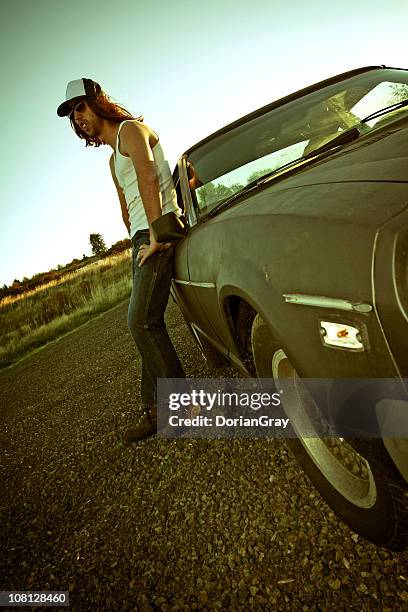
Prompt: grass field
<box><xmin>0</xmin><ymin>250</ymin><xmax>132</xmax><ymax>369</ymax></box>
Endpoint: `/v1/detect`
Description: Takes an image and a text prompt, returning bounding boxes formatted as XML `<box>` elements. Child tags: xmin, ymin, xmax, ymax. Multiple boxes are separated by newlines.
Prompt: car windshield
<box><xmin>186</xmin><ymin>68</ymin><xmax>408</xmax><ymax>217</ymax></box>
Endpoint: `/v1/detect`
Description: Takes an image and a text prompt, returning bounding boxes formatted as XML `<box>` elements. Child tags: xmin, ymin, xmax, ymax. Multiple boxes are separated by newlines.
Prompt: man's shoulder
<box><xmin>120</xmin><ymin>120</ymin><xmax>157</xmax><ymax>153</ymax></box>
<box><xmin>121</xmin><ymin>119</ymin><xmax>147</xmax><ymax>136</ymax></box>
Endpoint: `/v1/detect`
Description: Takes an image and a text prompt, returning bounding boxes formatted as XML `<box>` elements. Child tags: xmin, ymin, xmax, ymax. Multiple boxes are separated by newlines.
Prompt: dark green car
<box><xmin>169</xmin><ymin>66</ymin><xmax>408</xmax><ymax>551</ymax></box>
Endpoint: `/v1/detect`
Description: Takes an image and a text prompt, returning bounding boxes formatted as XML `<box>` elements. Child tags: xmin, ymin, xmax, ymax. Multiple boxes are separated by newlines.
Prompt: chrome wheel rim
<box><xmin>272</xmin><ymin>349</ymin><xmax>377</xmax><ymax>509</ymax></box>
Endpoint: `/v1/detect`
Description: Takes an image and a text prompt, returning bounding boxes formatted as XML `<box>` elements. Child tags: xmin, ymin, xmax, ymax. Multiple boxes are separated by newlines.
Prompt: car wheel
<box><xmin>251</xmin><ymin>314</ymin><xmax>408</xmax><ymax>551</ymax></box>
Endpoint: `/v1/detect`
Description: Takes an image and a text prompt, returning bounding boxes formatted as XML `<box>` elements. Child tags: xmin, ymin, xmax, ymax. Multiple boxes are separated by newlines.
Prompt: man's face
<box><xmin>71</xmin><ymin>100</ymin><xmax>103</xmax><ymax>138</ymax></box>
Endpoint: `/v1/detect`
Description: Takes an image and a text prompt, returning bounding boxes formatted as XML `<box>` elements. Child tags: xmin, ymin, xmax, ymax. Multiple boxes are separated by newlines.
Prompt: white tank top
<box><xmin>113</xmin><ymin>120</ymin><xmax>182</xmax><ymax>237</ymax></box>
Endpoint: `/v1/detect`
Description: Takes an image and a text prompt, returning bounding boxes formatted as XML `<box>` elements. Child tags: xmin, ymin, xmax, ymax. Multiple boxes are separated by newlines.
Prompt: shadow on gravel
<box><xmin>1</xmin><ymin>299</ymin><xmax>407</xmax><ymax>610</ymax></box>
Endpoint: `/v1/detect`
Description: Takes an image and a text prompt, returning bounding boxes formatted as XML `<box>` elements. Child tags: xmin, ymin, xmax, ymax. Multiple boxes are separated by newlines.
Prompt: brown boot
<box><xmin>123</xmin><ymin>406</ymin><xmax>158</xmax><ymax>443</ymax></box>
<box><xmin>123</xmin><ymin>403</ymin><xmax>202</xmax><ymax>443</ymax></box>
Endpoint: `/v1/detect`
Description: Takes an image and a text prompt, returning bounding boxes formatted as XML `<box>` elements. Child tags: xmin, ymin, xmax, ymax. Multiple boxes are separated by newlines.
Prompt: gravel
<box><xmin>1</xmin><ymin>297</ymin><xmax>407</xmax><ymax>610</ymax></box>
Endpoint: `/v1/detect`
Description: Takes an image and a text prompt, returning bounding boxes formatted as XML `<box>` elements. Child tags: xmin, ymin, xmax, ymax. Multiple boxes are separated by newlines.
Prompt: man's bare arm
<box><xmin>119</xmin><ymin>122</ymin><xmax>162</xmax><ymax>228</ymax></box>
<box><xmin>119</xmin><ymin>121</ymin><xmax>170</xmax><ymax>265</ymax></box>
<box><xmin>109</xmin><ymin>154</ymin><xmax>131</xmax><ymax>235</ymax></box>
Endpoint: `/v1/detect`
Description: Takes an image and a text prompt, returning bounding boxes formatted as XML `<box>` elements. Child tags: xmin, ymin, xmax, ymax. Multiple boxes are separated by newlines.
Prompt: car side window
<box><xmin>190</xmin><ymin>141</ymin><xmax>307</xmax><ymax>218</ymax></box>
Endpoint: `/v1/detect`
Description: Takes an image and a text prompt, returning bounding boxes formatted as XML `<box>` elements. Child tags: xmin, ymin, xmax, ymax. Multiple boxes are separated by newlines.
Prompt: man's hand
<box><xmin>137</xmin><ymin>238</ymin><xmax>172</xmax><ymax>267</ymax></box>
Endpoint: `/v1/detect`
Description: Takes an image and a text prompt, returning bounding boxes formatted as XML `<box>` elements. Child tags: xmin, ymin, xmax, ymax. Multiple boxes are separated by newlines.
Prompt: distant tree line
<box><xmin>0</xmin><ymin>235</ymin><xmax>131</xmax><ymax>301</ymax></box>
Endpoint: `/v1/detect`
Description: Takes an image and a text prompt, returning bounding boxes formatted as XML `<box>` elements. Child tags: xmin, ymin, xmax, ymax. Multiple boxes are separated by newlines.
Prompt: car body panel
<box><xmin>185</xmin><ymin>183</ymin><xmax>405</xmax><ymax>377</ymax></box>
<box><xmin>373</xmin><ymin>209</ymin><xmax>408</xmax><ymax>377</ymax></box>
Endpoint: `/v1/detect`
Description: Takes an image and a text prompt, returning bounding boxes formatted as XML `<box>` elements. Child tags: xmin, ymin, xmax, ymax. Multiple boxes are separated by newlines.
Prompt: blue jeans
<box><xmin>127</xmin><ymin>230</ymin><xmax>185</xmax><ymax>410</ymax></box>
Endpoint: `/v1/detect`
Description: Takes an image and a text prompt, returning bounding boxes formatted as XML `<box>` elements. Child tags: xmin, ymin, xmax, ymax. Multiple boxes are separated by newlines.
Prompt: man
<box><xmin>57</xmin><ymin>78</ymin><xmax>185</xmax><ymax>442</ymax></box>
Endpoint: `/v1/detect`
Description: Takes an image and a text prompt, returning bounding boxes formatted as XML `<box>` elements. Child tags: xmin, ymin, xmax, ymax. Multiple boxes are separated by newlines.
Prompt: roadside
<box><xmin>0</xmin><ymin>250</ymin><xmax>131</xmax><ymax>369</ymax></box>
<box><xmin>0</xmin><ymin>298</ymin><xmax>407</xmax><ymax>610</ymax></box>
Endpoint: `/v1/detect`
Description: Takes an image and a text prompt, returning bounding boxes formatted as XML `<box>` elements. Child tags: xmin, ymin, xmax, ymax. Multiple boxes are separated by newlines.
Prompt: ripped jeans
<box><xmin>127</xmin><ymin>230</ymin><xmax>185</xmax><ymax>410</ymax></box>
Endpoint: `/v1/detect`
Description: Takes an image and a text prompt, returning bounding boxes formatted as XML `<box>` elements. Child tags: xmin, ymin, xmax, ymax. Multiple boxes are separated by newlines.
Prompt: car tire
<box><xmin>251</xmin><ymin>313</ymin><xmax>408</xmax><ymax>551</ymax></box>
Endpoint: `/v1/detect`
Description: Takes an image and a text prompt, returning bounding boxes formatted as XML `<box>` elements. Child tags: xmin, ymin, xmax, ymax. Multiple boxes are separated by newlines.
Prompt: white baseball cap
<box><xmin>57</xmin><ymin>78</ymin><xmax>102</xmax><ymax>117</ymax></box>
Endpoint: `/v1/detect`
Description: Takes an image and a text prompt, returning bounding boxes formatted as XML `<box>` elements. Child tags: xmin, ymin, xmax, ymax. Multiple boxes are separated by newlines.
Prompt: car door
<box><xmin>172</xmin><ymin>159</ymin><xmax>227</xmax><ymax>352</ymax></box>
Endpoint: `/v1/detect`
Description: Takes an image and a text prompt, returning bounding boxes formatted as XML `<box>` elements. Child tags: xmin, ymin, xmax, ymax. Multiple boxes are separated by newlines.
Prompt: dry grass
<box><xmin>0</xmin><ymin>250</ymin><xmax>132</xmax><ymax>368</ymax></box>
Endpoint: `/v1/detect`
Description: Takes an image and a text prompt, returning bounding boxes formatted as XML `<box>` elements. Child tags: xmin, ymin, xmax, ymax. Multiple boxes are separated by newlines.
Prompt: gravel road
<box><xmin>1</xmin><ymin>297</ymin><xmax>407</xmax><ymax>611</ymax></box>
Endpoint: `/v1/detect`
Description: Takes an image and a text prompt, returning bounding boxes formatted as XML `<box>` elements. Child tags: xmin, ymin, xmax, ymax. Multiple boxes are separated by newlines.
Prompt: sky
<box><xmin>1</xmin><ymin>0</ymin><xmax>407</xmax><ymax>286</ymax></box>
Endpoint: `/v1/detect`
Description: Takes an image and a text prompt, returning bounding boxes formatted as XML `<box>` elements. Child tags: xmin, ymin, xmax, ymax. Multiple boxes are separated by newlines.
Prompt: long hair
<box><xmin>69</xmin><ymin>89</ymin><xmax>144</xmax><ymax>147</ymax></box>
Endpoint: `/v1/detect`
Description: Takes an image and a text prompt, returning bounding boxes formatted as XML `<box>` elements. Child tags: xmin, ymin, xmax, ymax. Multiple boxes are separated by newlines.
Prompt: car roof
<box><xmin>182</xmin><ymin>65</ymin><xmax>403</xmax><ymax>157</ymax></box>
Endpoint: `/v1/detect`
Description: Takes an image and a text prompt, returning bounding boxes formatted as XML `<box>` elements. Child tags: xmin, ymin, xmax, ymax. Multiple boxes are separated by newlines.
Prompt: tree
<box><xmin>390</xmin><ymin>83</ymin><xmax>408</xmax><ymax>104</ymax></box>
<box><xmin>89</xmin><ymin>233</ymin><xmax>107</xmax><ymax>255</ymax></box>
<box><xmin>197</xmin><ymin>181</ymin><xmax>245</xmax><ymax>208</ymax></box>
<box><xmin>0</xmin><ymin>283</ymin><xmax>9</xmax><ymax>300</ymax></box>
<box><xmin>247</xmin><ymin>168</ymin><xmax>275</xmax><ymax>184</ymax></box>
